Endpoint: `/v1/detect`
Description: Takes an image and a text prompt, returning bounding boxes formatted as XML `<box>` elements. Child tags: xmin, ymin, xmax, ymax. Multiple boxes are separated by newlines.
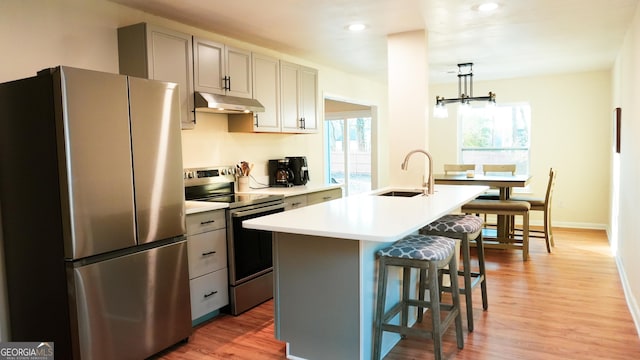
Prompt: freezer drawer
<box><xmin>69</xmin><ymin>240</ymin><xmax>191</xmax><ymax>360</ymax></box>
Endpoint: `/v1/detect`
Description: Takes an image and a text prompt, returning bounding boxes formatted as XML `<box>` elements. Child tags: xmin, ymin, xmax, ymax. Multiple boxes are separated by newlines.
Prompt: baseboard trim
<box><xmin>615</xmin><ymin>255</ymin><xmax>640</xmax><ymax>338</ymax></box>
<box><xmin>550</xmin><ymin>221</ymin><xmax>607</xmax><ymax>230</ymax></box>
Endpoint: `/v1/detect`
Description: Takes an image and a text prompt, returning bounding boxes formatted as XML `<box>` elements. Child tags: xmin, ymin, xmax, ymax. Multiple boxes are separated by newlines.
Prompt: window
<box><xmin>459</xmin><ymin>103</ymin><xmax>531</xmax><ymax>174</ymax></box>
<box><xmin>325</xmin><ymin>112</ymin><xmax>372</xmax><ymax>196</ymax></box>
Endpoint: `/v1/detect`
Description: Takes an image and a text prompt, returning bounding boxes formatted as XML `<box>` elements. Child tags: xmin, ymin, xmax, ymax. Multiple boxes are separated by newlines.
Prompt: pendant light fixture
<box><xmin>433</xmin><ymin>62</ymin><xmax>496</xmax><ymax>118</ymax></box>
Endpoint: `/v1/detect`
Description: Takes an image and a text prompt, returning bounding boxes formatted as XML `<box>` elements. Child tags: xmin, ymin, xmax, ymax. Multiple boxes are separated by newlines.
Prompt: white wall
<box><xmin>429</xmin><ymin>71</ymin><xmax>612</xmax><ymax>229</ymax></box>
<box><xmin>0</xmin><ymin>0</ymin><xmax>388</xmax><ymax>341</ymax></box>
<box><xmin>387</xmin><ymin>31</ymin><xmax>429</xmax><ymax>187</ymax></box>
<box><xmin>612</xmin><ymin>2</ymin><xmax>640</xmax><ymax>335</ymax></box>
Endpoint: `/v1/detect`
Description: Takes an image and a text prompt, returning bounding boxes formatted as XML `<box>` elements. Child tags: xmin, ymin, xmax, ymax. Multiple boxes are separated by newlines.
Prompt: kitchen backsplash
<box><xmin>180</xmin><ymin>112</ymin><xmax>322</xmax><ymax>181</ymax></box>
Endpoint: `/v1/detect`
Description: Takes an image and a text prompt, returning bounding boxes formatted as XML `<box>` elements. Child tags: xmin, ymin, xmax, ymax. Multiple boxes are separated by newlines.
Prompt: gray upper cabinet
<box><xmin>228</xmin><ymin>52</ymin><xmax>280</xmax><ymax>132</ymax></box>
<box><xmin>252</xmin><ymin>53</ymin><xmax>280</xmax><ymax>131</ymax></box>
<box><xmin>118</xmin><ymin>23</ymin><xmax>195</xmax><ymax>129</ymax></box>
<box><xmin>280</xmin><ymin>60</ymin><xmax>318</xmax><ymax>133</ymax></box>
<box><xmin>193</xmin><ymin>37</ymin><xmax>252</xmax><ymax>99</ymax></box>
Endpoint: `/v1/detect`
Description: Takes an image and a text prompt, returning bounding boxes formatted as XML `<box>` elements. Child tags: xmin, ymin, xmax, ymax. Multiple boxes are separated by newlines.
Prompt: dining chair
<box><xmin>483</xmin><ymin>164</ymin><xmax>516</xmax><ymax>175</ymax></box>
<box><xmin>444</xmin><ymin>164</ymin><xmax>475</xmax><ymax>175</ymax></box>
<box><xmin>510</xmin><ymin>168</ymin><xmax>557</xmax><ymax>253</ymax></box>
<box><xmin>474</xmin><ymin>164</ymin><xmax>519</xmax><ymax>232</ymax></box>
<box><xmin>477</xmin><ymin>163</ymin><xmax>518</xmax><ymax>200</ymax></box>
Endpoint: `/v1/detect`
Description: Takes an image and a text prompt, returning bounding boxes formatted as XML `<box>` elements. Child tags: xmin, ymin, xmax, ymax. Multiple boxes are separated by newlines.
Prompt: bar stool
<box><xmin>461</xmin><ymin>199</ymin><xmax>531</xmax><ymax>261</ymax></box>
<box><xmin>373</xmin><ymin>234</ymin><xmax>464</xmax><ymax>360</ymax></box>
<box><xmin>420</xmin><ymin>214</ymin><xmax>487</xmax><ymax>332</ymax></box>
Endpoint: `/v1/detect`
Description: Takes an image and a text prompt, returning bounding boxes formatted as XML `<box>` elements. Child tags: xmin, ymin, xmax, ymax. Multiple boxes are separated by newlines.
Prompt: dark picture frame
<box><xmin>614</xmin><ymin>107</ymin><xmax>621</xmax><ymax>153</ymax></box>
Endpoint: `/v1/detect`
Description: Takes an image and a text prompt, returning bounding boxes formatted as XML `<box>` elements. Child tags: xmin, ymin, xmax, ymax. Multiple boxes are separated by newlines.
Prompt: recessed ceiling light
<box><xmin>478</xmin><ymin>2</ymin><xmax>499</xmax><ymax>12</ymax></box>
<box><xmin>347</xmin><ymin>23</ymin><xmax>367</xmax><ymax>32</ymax></box>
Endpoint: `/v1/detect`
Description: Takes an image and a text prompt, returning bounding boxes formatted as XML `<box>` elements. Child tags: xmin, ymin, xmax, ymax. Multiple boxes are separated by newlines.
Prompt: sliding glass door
<box><xmin>325</xmin><ymin>114</ymin><xmax>372</xmax><ymax>196</ymax></box>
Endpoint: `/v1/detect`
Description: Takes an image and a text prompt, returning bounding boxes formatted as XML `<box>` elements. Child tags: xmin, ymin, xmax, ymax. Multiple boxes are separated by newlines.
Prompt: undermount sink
<box><xmin>377</xmin><ymin>190</ymin><xmax>424</xmax><ymax>197</ymax></box>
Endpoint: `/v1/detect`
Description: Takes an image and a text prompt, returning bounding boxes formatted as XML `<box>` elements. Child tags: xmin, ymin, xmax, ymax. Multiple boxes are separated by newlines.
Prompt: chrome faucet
<box><xmin>401</xmin><ymin>149</ymin><xmax>434</xmax><ymax>195</ymax></box>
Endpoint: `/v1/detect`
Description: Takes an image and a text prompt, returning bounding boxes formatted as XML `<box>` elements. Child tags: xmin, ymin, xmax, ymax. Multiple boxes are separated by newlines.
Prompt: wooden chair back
<box><xmin>483</xmin><ymin>164</ymin><xmax>516</xmax><ymax>175</ymax></box>
<box><xmin>545</xmin><ymin>168</ymin><xmax>557</xmax><ymax>209</ymax></box>
<box><xmin>444</xmin><ymin>164</ymin><xmax>475</xmax><ymax>175</ymax></box>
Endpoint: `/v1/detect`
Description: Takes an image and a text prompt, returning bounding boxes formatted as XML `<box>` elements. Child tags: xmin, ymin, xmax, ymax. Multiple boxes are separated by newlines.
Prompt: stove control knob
<box><xmin>220</xmin><ymin>168</ymin><xmax>227</xmax><ymax>175</ymax></box>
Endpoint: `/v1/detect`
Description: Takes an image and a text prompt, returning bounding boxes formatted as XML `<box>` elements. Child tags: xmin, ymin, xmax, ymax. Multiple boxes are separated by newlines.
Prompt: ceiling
<box><xmin>110</xmin><ymin>0</ymin><xmax>639</xmax><ymax>84</ymax></box>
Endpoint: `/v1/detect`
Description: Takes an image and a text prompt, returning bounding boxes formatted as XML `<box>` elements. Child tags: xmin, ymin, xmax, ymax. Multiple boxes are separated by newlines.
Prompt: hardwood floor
<box><xmin>156</xmin><ymin>228</ymin><xmax>640</xmax><ymax>359</ymax></box>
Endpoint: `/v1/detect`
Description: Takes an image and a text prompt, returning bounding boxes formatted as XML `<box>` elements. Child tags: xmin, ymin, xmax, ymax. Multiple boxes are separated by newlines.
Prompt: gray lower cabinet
<box><xmin>284</xmin><ymin>194</ymin><xmax>308</xmax><ymax>211</ymax></box>
<box><xmin>284</xmin><ymin>188</ymin><xmax>342</xmax><ymax>211</ymax></box>
<box><xmin>186</xmin><ymin>210</ymin><xmax>229</xmax><ymax>325</ymax></box>
<box><xmin>307</xmin><ymin>188</ymin><xmax>343</xmax><ymax>205</ymax></box>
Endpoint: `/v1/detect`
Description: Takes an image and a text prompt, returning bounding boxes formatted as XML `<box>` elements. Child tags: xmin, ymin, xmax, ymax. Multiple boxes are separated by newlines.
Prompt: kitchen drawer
<box><xmin>284</xmin><ymin>194</ymin><xmax>307</xmax><ymax>211</ymax></box>
<box><xmin>188</xmin><ymin>229</ymin><xmax>227</xmax><ymax>278</ymax></box>
<box><xmin>187</xmin><ymin>209</ymin><xmax>226</xmax><ymax>235</ymax></box>
<box><xmin>190</xmin><ymin>268</ymin><xmax>229</xmax><ymax>321</ymax></box>
<box><xmin>307</xmin><ymin>188</ymin><xmax>342</xmax><ymax>205</ymax></box>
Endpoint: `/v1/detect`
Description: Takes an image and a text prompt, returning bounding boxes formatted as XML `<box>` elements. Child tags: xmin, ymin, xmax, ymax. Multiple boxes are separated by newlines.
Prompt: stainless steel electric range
<box><xmin>184</xmin><ymin>166</ymin><xmax>284</xmax><ymax>315</ymax></box>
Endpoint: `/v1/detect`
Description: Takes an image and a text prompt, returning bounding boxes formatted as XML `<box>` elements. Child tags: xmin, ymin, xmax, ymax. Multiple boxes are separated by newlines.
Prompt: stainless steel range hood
<box><xmin>194</xmin><ymin>92</ymin><xmax>265</xmax><ymax>114</ymax></box>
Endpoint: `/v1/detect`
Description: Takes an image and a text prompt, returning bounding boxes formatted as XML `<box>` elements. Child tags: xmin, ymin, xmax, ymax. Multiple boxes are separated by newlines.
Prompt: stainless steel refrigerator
<box><xmin>0</xmin><ymin>66</ymin><xmax>191</xmax><ymax>359</ymax></box>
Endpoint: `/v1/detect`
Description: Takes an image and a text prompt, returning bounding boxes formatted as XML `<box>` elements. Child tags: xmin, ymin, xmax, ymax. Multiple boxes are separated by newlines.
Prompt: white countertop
<box><xmin>237</xmin><ymin>183</ymin><xmax>342</xmax><ymax>197</ymax></box>
<box><xmin>185</xmin><ymin>200</ymin><xmax>227</xmax><ymax>214</ymax></box>
<box><xmin>186</xmin><ymin>183</ymin><xmax>341</xmax><ymax>215</ymax></box>
<box><xmin>243</xmin><ymin>184</ymin><xmax>488</xmax><ymax>242</ymax></box>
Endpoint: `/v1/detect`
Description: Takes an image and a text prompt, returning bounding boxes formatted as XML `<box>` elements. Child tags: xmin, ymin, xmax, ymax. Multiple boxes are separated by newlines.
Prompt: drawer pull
<box><xmin>291</xmin><ymin>202</ymin><xmax>302</xmax><ymax>206</ymax></box>
<box><xmin>202</xmin><ymin>251</ymin><xmax>217</xmax><ymax>256</ymax></box>
<box><xmin>322</xmin><ymin>196</ymin><xmax>332</xmax><ymax>200</ymax></box>
<box><xmin>204</xmin><ymin>290</ymin><xmax>218</xmax><ymax>298</ymax></box>
<box><xmin>200</xmin><ymin>219</ymin><xmax>216</xmax><ymax>225</ymax></box>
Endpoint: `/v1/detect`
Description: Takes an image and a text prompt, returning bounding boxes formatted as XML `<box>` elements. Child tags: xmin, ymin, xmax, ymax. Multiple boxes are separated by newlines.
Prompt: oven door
<box><xmin>227</xmin><ymin>201</ymin><xmax>285</xmax><ymax>286</ymax></box>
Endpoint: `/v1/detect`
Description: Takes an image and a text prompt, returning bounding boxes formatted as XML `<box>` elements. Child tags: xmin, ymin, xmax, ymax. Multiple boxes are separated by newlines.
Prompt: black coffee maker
<box><xmin>287</xmin><ymin>156</ymin><xmax>310</xmax><ymax>185</ymax></box>
<box><xmin>268</xmin><ymin>159</ymin><xmax>294</xmax><ymax>187</ymax></box>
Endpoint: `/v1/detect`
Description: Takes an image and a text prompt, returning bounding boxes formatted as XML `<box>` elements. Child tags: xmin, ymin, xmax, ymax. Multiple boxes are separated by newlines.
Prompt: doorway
<box><xmin>324</xmin><ymin>97</ymin><xmax>377</xmax><ymax>196</ymax></box>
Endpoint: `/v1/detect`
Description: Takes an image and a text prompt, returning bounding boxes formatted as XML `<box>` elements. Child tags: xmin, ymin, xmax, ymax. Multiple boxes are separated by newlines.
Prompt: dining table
<box><xmin>434</xmin><ymin>173</ymin><xmax>532</xmax><ymax>240</ymax></box>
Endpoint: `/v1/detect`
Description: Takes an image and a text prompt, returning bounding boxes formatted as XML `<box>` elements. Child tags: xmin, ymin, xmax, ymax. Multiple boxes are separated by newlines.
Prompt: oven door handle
<box><xmin>231</xmin><ymin>203</ymin><xmax>285</xmax><ymax>218</ymax></box>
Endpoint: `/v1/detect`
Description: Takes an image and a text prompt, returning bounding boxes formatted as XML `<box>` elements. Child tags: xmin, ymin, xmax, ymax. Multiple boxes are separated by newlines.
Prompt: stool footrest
<box><xmin>381</xmin><ymin>308</ymin><xmax>460</xmax><ymax>338</ymax></box>
<box><xmin>439</xmin><ymin>276</ymin><xmax>484</xmax><ymax>294</ymax></box>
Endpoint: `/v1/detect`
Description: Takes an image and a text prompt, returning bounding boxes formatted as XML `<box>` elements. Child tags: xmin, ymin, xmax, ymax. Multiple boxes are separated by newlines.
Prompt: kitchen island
<box><xmin>243</xmin><ymin>184</ymin><xmax>488</xmax><ymax>360</ymax></box>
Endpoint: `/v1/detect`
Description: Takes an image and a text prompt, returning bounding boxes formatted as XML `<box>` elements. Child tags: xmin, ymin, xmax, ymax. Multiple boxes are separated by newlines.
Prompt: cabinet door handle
<box><xmin>300</xmin><ymin>117</ymin><xmax>306</xmax><ymax>129</ymax></box>
<box><xmin>254</xmin><ymin>113</ymin><xmax>259</xmax><ymax>127</ymax></box>
<box><xmin>204</xmin><ymin>290</ymin><xmax>218</xmax><ymax>298</ymax></box>
<box><xmin>200</xmin><ymin>220</ymin><xmax>215</xmax><ymax>225</ymax></box>
<box><xmin>222</xmin><ymin>76</ymin><xmax>230</xmax><ymax>91</ymax></box>
<box><xmin>202</xmin><ymin>250</ymin><xmax>217</xmax><ymax>256</ymax></box>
